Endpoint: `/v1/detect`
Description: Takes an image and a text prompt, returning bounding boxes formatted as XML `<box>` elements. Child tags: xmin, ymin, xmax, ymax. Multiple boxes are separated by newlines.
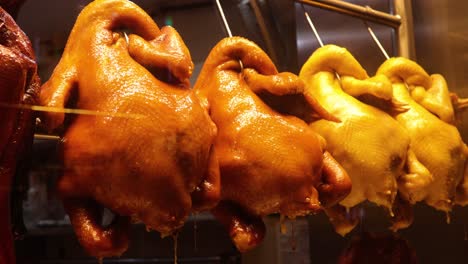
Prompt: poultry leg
<box><xmin>211</xmin><ymin>201</ymin><xmax>266</xmax><ymax>253</ymax></box>
<box><xmin>62</xmin><ymin>198</ymin><xmax>130</xmax><ymax>258</ymax></box>
<box><xmin>319</xmin><ymin>151</ymin><xmax>352</xmax><ymax>207</ymax></box>
<box><xmin>397</xmin><ymin>148</ymin><xmax>433</xmax><ymax>204</ymax></box>
<box><xmin>324</xmin><ymin>205</ymin><xmax>360</xmax><ymax>237</ymax></box>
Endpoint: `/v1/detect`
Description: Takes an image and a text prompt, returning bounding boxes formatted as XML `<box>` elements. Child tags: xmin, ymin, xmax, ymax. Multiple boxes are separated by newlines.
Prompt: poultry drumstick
<box><xmin>39</xmin><ymin>0</ymin><xmax>219</xmax><ymax>258</ymax></box>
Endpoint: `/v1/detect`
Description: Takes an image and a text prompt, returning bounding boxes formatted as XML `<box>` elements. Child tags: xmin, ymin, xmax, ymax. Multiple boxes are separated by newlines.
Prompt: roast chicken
<box><xmin>377</xmin><ymin>58</ymin><xmax>468</xmax><ymax>214</ymax></box>
<box><xmin>299</xmin><ymin>45</ymin><xmax>431</xmax><ymax>235</ymax></box>
<box><xmin>194</xmin><ymin>37</ymin><xmax>351</xmax><ymax>252</ymax></box>
<box><xmin>39</xmin><ymin>0</ymin><xmax>219</xmax><ymax>258</ymax></box>
<box><xmin>0</xmin><ymin>6</ymin><xmax>40</xmax><ymax>264</ymax></box>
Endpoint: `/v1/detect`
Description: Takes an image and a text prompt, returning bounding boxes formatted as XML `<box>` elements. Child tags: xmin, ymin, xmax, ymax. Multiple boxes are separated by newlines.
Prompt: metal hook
<box><xmin>123</xmin><ymin>32</ymin><xmax>129</xmax><ymax>46</ymax></box>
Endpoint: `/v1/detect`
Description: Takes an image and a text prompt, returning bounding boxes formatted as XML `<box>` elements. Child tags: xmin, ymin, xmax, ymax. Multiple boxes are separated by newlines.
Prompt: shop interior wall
<box><xmin>412</xmin><ymin>0</ymin><xmax>468</xmax><ymax>142</ymax></box>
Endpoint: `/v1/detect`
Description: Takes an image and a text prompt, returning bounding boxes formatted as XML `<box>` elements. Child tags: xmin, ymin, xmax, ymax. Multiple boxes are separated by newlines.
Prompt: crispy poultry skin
<box><xmin>377</xmin><ymin>58</ymin><xmax>467</xmax><ymax>214</ymax></box>
<box><xmin>0</xmin><ymin>7</ymin><xmax>40</xmax><ymax>264</ymax></box>
<box><xmin>39</xmin><ymin>0</ymin><xmax>219</xmax><ymax>258</ymax></box>
<box><xmin>299</xmin><ymin>45</ymin><xmax>429</xmax><ymax>235</ymax></box>
<box><xmin>194</xmin><ymin>37</ymin><xmax>351</xmax><ymax>252</ymax></box>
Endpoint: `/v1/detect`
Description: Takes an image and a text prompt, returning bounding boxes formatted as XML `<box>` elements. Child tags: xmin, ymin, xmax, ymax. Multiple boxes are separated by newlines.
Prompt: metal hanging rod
<box><xmin>215</xmin><ymin>0</ymin><xmax>233</xmax><ymax>37</ymax></box>
<box><xmin>296</xmin><ymin>0</ymin><xmax>401</xmax><ymax>29</ymax></box>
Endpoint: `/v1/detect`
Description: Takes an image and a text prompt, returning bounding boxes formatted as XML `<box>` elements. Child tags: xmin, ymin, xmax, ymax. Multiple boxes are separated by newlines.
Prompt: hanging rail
<box><xmin>295</xmin><ymin>0</ymin><xmax>401</xmax><ymax>29</ymax></box>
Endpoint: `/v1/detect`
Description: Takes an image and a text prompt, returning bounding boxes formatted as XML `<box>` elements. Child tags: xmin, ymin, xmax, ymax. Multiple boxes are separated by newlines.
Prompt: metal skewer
<box><xmin>364</xmin><ymin>20</ymin><xmax>389</xmax><ymax>60</ymax></box>
<box><xmin>215</xmin><ymin>0</ymin><xmax>233</xmax><ymax>38</ymax></box>
<box><xmin>2</xmin><ymin>102</ymin><xmax>143</xmax><ymax>141</ymax></box>
<box><xmin>363</xmin><ymin>20</ymin><xmax>414</xmax><ymax>93</ymax></box>
<box><xmin>303</xmin><ymin>6</ymin><xmax>340</xmax><ymax>80</ymax></box>
<box><xmin>214</xmin><ymin>0</ymin><xmax>243</xmax><ymax>70</ymax></box>
<box><xmin>123</xmin><ymin>31</ymin><xmax>129</xmax><ymax>45</ymax></box>
<box><xmin>0</xmin><ymin>102</ymin><xmax>143</xmax><ymax>119</ymax></box>
<box><xmin>304</xmin><ymin>11</ymin><xmax>324</xmax><ymax>48</ymax></box>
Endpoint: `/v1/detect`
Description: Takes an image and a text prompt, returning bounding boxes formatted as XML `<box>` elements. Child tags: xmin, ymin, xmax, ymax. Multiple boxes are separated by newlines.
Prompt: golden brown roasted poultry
<box><xmin>0</xmin><ymin>6</ymin><xmax>40</xmax><ymax>264</ymax></box>
<box><xmin>194</xmin><ymin>37</ymin><xmax>351</xmax><ymax>252</ymax></box>
<box><xmin>39</xmin><ymin>0</ymin><xmax>219</xmax><ymax>258</ymax></box>
<box><xmin>377</xmin><ymin>58</ymin><xmax>468</xmax><ymax>215</ymax></box>
<box><xmin>299</xmin><ymin>45</ymin><xmax>430</xmax><ymax>235</ymax></box>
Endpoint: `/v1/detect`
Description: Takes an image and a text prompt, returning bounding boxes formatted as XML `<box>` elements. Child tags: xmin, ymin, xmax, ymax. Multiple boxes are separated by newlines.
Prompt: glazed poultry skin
<box><xmin>299</xmin><ymin>45</ymin><xmax>430</xmax><ymax>235</ymax></box>
<box><xmin>377</xmin><ymin>58</ymin><xmax>467</xmax><ymax>213</ymax></box>
<box><xmin>39</xmin><ymin>0</ymin><xmax>219</xmax><ymax>258</ymax></box>
<box><xmin>195</xmin><ymin>37</ymin><xmax>351</xmax><ymax>252</ymax></box>
<box><xmin>0</xmin><ymin>7</ymin><xmax>40</xmax><ymax>264</ymax></box>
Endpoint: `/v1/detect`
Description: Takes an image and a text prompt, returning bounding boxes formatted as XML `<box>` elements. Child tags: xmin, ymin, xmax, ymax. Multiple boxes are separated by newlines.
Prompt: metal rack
<box><xmin>296</xmin><ymin>0</ymin><xmax>401</xmax><ymax>28</ymax></box>
<box><xmin>295</xmin><ymin>0</ymin><xmax>415</xmax><ymax>59</ymax></box>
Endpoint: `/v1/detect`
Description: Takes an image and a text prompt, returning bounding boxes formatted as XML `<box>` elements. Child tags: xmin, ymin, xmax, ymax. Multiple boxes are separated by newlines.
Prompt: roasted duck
<box><xmin>377</xmin><ymin>58</ymin><xmax>468</xmax><ymax>215</ymax></box>
<box><xmin>194</xmin><ymin>37</ymin><xmax>351</xmax><ymax>252</ymax></box>
<box><xmin>299</xmin><ymin>45</ymin><xmax>430</xmax><ymax>235</ymax></box>
<box><xmin>0</xmin><ymin>6</ymin><xmax>40</xmax><ymax>264</ymax></box>
<box><xmin>39</xmin><ymin>0</ymin><xmax>219</xmax><ymax>258</ymax></box>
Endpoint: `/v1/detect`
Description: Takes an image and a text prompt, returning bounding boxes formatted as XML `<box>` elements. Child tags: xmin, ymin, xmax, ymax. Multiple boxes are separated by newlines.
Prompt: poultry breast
<box><xmin>39</xmin><ymin>0</ymin><xmax>219</xmax><ymax>258</ymax></box>
<box><xmin>299</xmin><ymin>45</ymin><xmax>430</xmax><ymax>235</ymax></box>
<box><xmin>194</xmin><ymin>37</ymin><xmax>351</xmax><ymax>252</ymax></box>
<box><xmin>377</xmin><ymin>58</ymin><xmax>468</xmax><ymax>216</ymax></box>
<box><xmin>0</xmin><ymin>6</ymin><xmax>40</xmax><ymax>264</ymax></box>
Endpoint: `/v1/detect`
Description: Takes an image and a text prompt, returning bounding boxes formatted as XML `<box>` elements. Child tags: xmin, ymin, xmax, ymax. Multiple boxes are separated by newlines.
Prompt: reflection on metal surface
<box><xmin>296</xmin><ymin>0</ymin><xmax>400</xmax><ymax>28</ymax></box>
